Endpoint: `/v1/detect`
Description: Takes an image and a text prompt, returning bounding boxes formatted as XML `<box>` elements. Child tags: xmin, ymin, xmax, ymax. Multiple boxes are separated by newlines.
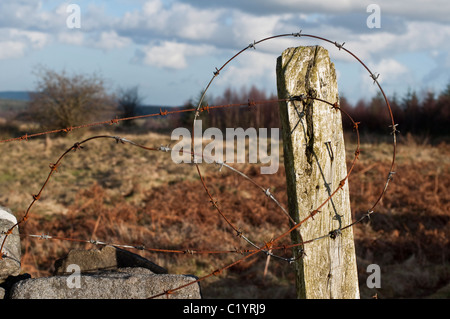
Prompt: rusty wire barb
<box><xmin>370</xmin><ymin>72</ymin><xmax>380</xmax><ymax>84</ymax></box>
<box><xmin>0</xmin><ymin>31</ymin><xmax>397</xmax><ymax>300</ymax></box>
<box><xmin>334</xmin><ymin>41</ymin><xmax>345</xmax><ymax>50</ymax></box>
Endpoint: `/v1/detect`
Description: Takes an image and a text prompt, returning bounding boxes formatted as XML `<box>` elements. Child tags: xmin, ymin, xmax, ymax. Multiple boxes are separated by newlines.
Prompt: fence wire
<box><xmin>0</xmin><ymin>31</ymin><xmax>397</xmax><ymax>299</ymax></box>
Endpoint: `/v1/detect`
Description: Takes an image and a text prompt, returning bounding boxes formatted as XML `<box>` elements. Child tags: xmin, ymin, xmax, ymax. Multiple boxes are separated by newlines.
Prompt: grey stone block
<box><xmin>0</xmin><ymin>207</ymin><xmax>21</xmax><ymax>282</ymax></box>
<box><xmin>9</xmin><ymin>267</ymin><xmax>202</xmax><ymax>299</ymax></box>
<box><xmin>54</xmin><ymin>245</ymin><xmax>167</xmax><ymax>275</ymax></box>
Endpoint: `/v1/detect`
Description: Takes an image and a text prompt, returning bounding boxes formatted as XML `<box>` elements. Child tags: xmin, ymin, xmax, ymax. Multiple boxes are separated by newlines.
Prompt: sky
<box><xmin>0</xmin><ymin>0</ymin><xmax>449</xmax><ymax>107</ymax></box>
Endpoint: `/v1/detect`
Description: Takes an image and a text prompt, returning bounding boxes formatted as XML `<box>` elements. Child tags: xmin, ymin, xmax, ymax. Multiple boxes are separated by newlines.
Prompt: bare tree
<box><xmin>117</xmin><ymin>86</ymin><xmax>143</xmax><ymax>126</ymax></box>
<box><xmin>28</xmin><ymin>67</ymin><xmax>115</xmax><ymax>130</ymax></box>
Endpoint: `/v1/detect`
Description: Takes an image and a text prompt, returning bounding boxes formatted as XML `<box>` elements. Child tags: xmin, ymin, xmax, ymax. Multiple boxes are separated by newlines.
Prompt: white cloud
<box><xmin>375</xmin><ymin>0</ymin><xmax>450</xmax><ymax>23</ymax></box>
<box><xmin>180</xmin><ymin>0</ymin><xmax>358</xmax><ymax>16</ymax></box>
<box><xmin>137</xmin><ymin>41</ymin><xmax>215</xmax><ymax>69</ymax></box>
<box><xmin>182</xmin><ymin>0</ymin><xmax>450</xmax><ymax>23</ymax></box>
<box><xmin>120</xmin><ymin>0</ymin><xmax>223</xmax><ymax>41</ymax></box>
<box><xmin>357</xmin><ymin>58</ymin><xmax>411</xmax><ymax>98</ymax></box>
<box><xmin>0</xmin><ymin>28</ymin><xmax>50</xmax><ymax>60</ymax></box>
<box><xmin>230</xmin><ymin>11</ymin><xmax>282</xmax><ymax>40</ymax></box>
<box><xmin>215</xmin><ymin>50</ymin><xmax>276</xmax><ymax>92</ymax></box>
<box><xmin>91</xmin><ymin>31</ymin><xmax>131</xmax><ymax>50</ymax></box>
<box><xmin>57</xmin><ymin>30</ymin><xmax>84</xmax><ymax>46</ymax></box>
<box><xmin>0</xmin><ymin>0</ymin><xmax>448</xmax><ymax>104</ymax></box>
<box><xmin>9</xmin><ymin>29</ymin><xmax>50</xmax><ymax>49</ymax></box>
<box><xmin>315</xmin><ymin>20</ymin><xmax>450</xmax><ymax>66</ymax></box>
<box><xmin>371</xmin><ymin>58</ymin><xmax>409</xmax><ymax>86</ymax></box>
<box><xmin>143</xmin><ymin>0</ymin><xmax>163</xmax><ymax>15</ymax></box>
<box><xmin>0</xmin><ymin>1</ymin><xmax>66</xmax><ymax>31</ymax></box>
<box><xmin>0</xmin><ymin>41</ymin><xmax>27</xmax><ymax>60</ymax></box>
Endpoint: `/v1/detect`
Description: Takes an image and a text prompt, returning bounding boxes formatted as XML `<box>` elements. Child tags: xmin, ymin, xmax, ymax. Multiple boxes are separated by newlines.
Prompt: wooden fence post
<box><xmin>276</xmin><ymin>46</ymin><xmax>360</xmax><ymax>299</ymax></box>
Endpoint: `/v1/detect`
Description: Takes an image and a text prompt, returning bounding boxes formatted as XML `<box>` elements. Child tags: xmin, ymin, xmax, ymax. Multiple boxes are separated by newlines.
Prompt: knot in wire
<box><xmin>19</xmin><ymin>133</ymin><xmax>28</xmax><ymax>141</ymax></box>
<box><xmin>113</xmin><ymin>136</ymin><xmax>126</xmax><ymax>144</ymax></box>
<box><xmin>164</xmin><ymin>289</ymin><xmax>175</xmax><ymax>296</ymax></box>
<box><xmin>71</xmin><ymin>142</ymin><xmax>83</xmax><ymax>152</ymax></box>
<box><xmin>370</xmin><ymin>73</ymin><xmax>380</xmax><ymax>84</ymax></box>
<box><xmin>365</xmin><ymin>210</ymin><xmax>374</xmax><ymax>220</ymax></box>
<box><xmin>159</xmin><ymin>108</ymin><xmax>168</xmax><ymax>116</ymax></box>
<box><xmin>289</xmin><ymin>94</ymin><xmax>306</xmax><ymax>103</ymax></box>
<box><xmin>329</xmin><ymin>229</ymin><xmax>341</xmax><ymax>239</ymax></box>
<box><xmin>39</xmin><ymin>233</ymin><xmax>51</xmax><ymax>240</ymax></box>
<box><xmin>310</xmin><ymin>209</ymin><xmax>320</xmax><ymax>220</ymax></box>
<box><xmin>334</xmin><ymin>41</ymin><xmax>345</xmax><ymax>50</ymax></box>
<box><xmin>389</xmin><ymin>124</ymin><xmax>399</xmax><ymax>135</ymax></box>
<box><xmin>158</xmin><ymin>145</ymin><xmax>171</xmax><ymax>152</ymax></box>
<box><xmin>215</xmin><ymin>160</ymin><xmax>225</xmax><ymax>171</ymax></box>
<box><xmin>63</xmin><ymin>126</ymin><xmax>73</xmax><ymax>133</ymax></box>
<box><xmin>248</xmin><ymin>40</ymin><xmax>257</xmax><ymax>50</ymax></box>
<box><xmin>201</xmin><ymin>104</ymin><xmax>210</xmax><ymax>113</ymax></box>
<box><xmin>210</xmin><ymin>199</ymin><xmax>219</xmax><ymax>208</ymax></box>
<box><xmin>387</xmin><ymin>171</ymin><xmax>396</xmax><ymax>181</ymax></box>
<box><xmin>264</xmin><ymin>240</ymin><xmax>274</xmax><ymax>251</ymax></box>
<box><xmin>49</xmin><ymin>163</ymin><xmax>60</xmax><ymax>172</ymax></box>
<box><xmin>292</xmin><ymin>30</ymin><xmax>302</xmax><ymax>37</ymax></box>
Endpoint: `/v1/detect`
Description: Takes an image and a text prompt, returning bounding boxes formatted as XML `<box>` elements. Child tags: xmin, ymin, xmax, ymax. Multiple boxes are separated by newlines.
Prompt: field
<box><xmin>0</xmin><ymin>127</ymin><xmax>449</xmax><ymax>299</ymax></box>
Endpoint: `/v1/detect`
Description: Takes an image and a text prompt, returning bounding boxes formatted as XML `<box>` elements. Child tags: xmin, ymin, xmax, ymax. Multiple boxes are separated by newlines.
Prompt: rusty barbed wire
<box><xmin>0</xmin><ymin>123</ymin><xmax>306</xmax><ymax>263</ymax></box>
<box><xmin>0</xmin><ymin>99</ymin><xmax>283</xmax><ymax>144</ymax></box>
<box><xmin>174</xmin><ymin>30</ymin><xmax>396</xmax><ymax>298</ymax></box>
<box><xmin>0</xmin><ymin>93</ymin><xmax>363</xmax><ymax>297</ymax></box>
<box><xmin>0</xmin><ymin>31</ymin><xmax>397</xmax><ymax>299</ymax></box>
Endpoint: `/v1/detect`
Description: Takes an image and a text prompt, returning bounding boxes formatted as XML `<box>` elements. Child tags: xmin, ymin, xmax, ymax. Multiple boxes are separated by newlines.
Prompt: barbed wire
<box><xmin>0</xmin><ymin>98</ymin><xmax>284</xmax><ymax>144</ymax></box>
<box><xmin>0</xmin><ymin>95</ymin><xmax>364</xmax><ymax>297</ymax></box>
<box><xmin>0</xmin><ymin>31</ymin><xmax>397</xmax><ymax>299</ymax></box>
<box><xmin>1</xmin><ymin>101</ymin><xmax>351</xmax><ymax>264</ymax></box>
<box><xmin>167</xmin><ymin>31</ymin><xmax>396</xmax><ymax>299</ymax></box>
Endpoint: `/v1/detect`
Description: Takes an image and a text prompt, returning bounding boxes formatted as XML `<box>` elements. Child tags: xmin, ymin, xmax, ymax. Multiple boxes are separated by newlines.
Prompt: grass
<box><xmin>0</xmin><ymin>128</ymin><xmax>449</xmax><ymax>299</ymax></box>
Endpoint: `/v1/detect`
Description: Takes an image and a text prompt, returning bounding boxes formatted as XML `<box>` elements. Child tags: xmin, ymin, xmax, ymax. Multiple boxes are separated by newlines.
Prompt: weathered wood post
<box><xmin>276</xmin><ymin>46</ymin><xmax>360</xmax><ymax>299</ymax></box>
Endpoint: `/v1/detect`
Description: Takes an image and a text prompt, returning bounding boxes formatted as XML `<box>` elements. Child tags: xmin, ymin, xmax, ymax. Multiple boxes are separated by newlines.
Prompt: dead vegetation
<box><xmin>0</xmin><ymin>130</ymin><xmax>449</xmax><ymax>299</ymax></box>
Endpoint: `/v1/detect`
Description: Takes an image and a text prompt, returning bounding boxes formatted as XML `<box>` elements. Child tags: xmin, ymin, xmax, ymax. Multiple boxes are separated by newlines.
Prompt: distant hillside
<box><xmin>0</xmin><ymin>91</ymin><xmax>32</xmax><ymax>101</ymax></box>
<box><xmin>0</xmin><ymin>92</ymin><xmax>30</xmax><ymax>118</ymax></box>
<box><xmin>0</xmin><ymin>99</ymin><xmax>29</xmax><ymax>113</ymax></box>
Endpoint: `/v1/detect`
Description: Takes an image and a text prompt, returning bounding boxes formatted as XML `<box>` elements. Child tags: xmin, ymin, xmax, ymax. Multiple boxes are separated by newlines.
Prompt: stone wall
<box><xmin>0</xmin><ymin>207</ymin><xmax>202</xmax><ymax>299</ymax></box>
